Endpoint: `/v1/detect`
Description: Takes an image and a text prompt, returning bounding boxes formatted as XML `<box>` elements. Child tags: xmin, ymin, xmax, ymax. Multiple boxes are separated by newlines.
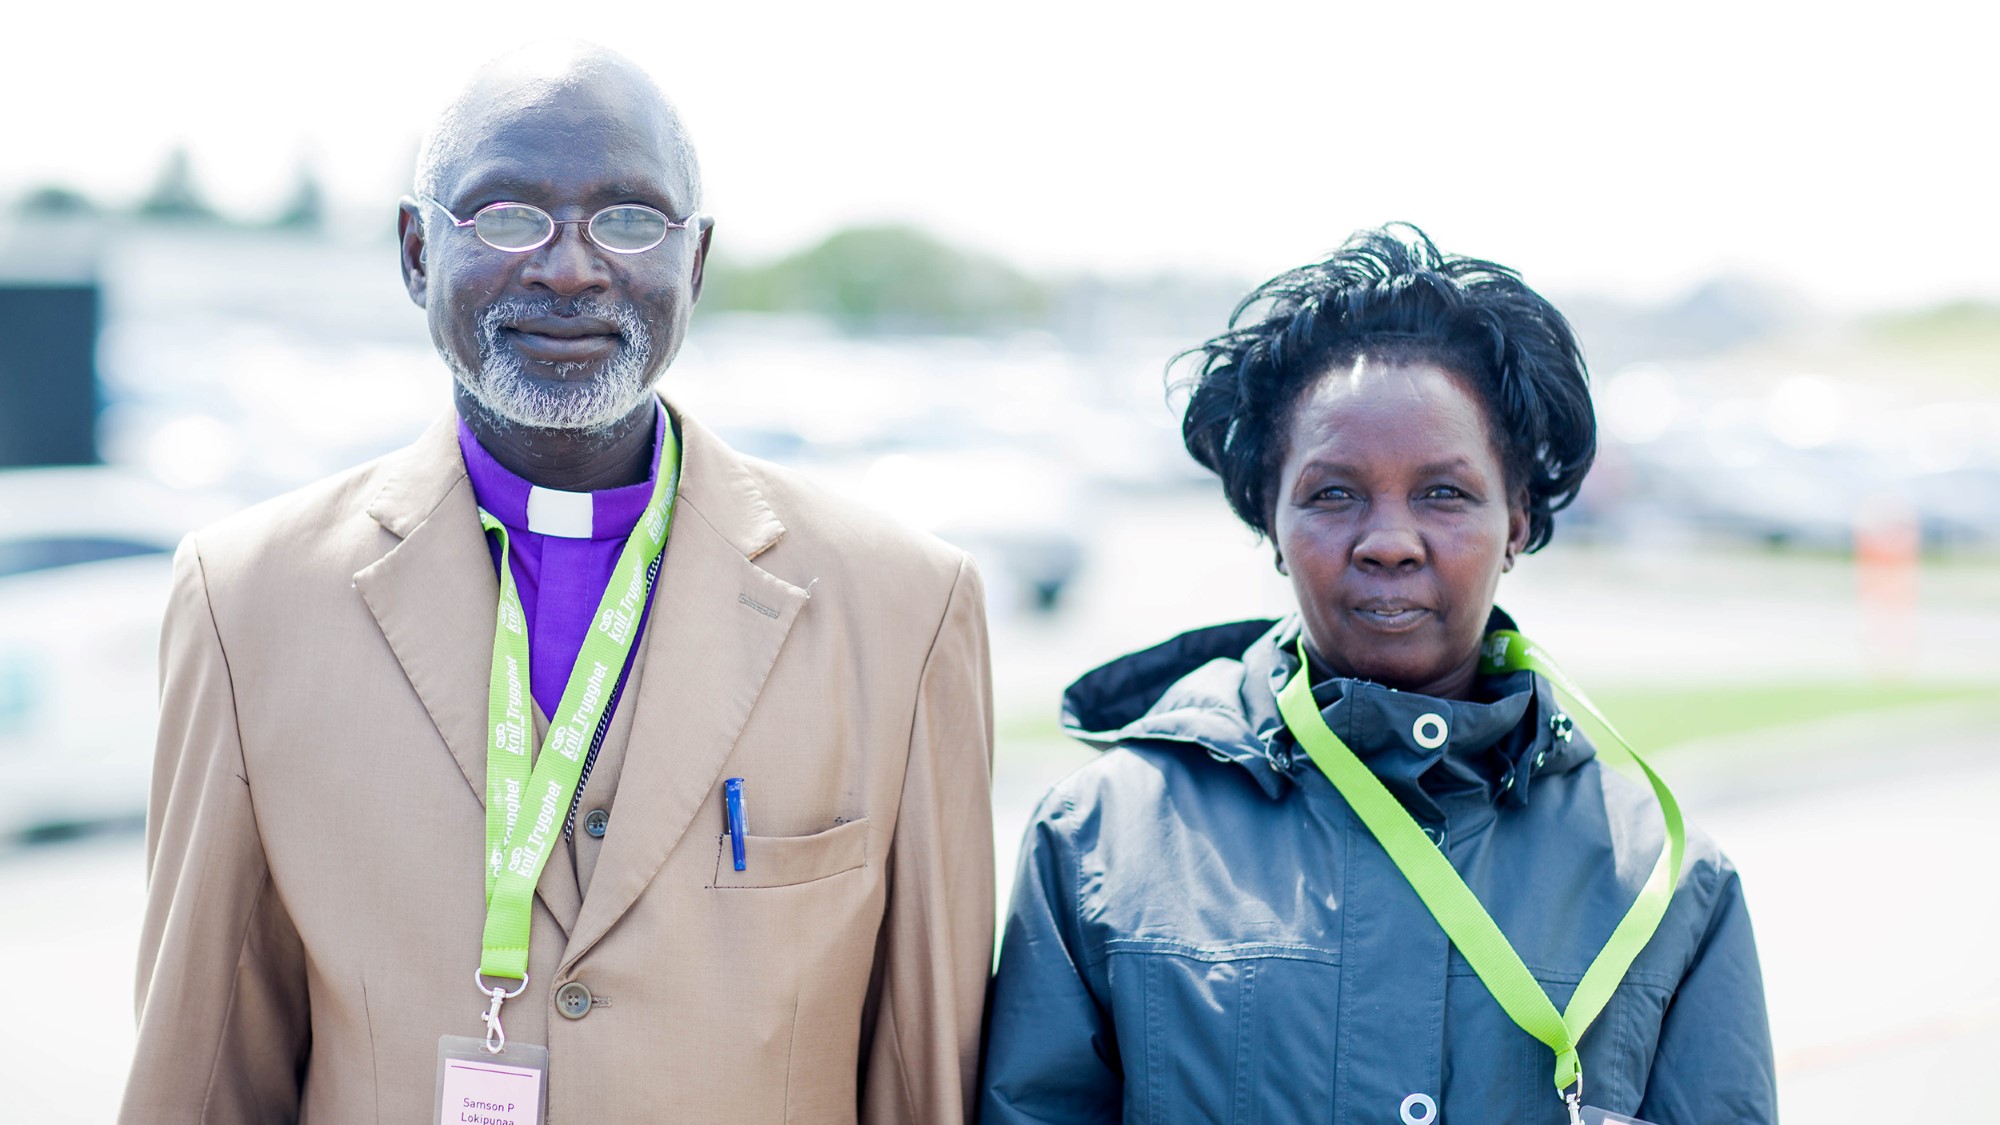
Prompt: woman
<box><xmin>982</xmin><ymin>226</ymin><xmax>1774</xmax><ymax>1124</ymax></box>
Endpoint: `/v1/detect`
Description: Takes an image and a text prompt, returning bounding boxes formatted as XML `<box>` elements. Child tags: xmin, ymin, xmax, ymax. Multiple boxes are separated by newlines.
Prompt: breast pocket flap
<box><xmin>709</xmin><ymin>817</ymin><xmax>870</xmax><ymax>889</ymax></box>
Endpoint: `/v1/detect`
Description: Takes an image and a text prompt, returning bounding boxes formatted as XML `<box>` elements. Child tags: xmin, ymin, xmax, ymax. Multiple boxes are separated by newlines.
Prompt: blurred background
<box><xmin>2</xmin><ymin>0</ymin><xmax>1996</xmax><ymax>1120</ymax></box>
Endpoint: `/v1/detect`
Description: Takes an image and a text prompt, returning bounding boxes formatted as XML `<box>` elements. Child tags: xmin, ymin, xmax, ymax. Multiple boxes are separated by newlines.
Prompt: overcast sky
<box><xmin>7</xmin><ymin>0</ymin><xmax>1995</xmax><ymax>310</ymax></box>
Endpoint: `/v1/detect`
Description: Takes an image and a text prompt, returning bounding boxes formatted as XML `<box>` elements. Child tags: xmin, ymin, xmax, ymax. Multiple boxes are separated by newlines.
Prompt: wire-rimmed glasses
<box><xmin>423</xmin><ymin>196</ymin><xmax>700</xmax><ymax>254</ymax></box>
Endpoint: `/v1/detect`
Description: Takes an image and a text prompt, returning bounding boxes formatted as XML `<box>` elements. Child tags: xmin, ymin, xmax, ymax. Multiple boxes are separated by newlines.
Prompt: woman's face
<box><xmin>1271</xmin><ymin>357</ymin><xmax>1529</xmax><ymax>700</ymax></box>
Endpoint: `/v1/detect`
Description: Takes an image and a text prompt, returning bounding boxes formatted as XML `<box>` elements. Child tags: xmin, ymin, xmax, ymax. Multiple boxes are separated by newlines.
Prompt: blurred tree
<box><xmin>136</xmin><ymin>146</ymin><xmax>218</xmax><ymax>222</ymax></box>
<box><xmin>1866</xmin><ymin>301</ymin><xmax>2000</xmax><ymax>386</ymax></box>
<box><xmin>707</xmin><ymin>224</ymin><xmax>1047</xmax><ymax>334</ymax></box>
<box><xmin>271</xmin><ymin>161</ymin><xmax>326</xmax><ymax>231</ymax></box>
<box><xmin>14</xmin><ymin>184</ymin><xmax>97</xmax><ymax>217</ymax></box>
<box><xmin>1871</xmin><ymin>300</ymin><xmax>2000</xmax><ymax>347</ymax></box>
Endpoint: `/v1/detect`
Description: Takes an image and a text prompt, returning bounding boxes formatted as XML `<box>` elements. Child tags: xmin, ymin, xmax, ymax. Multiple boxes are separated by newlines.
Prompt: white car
<box><xmin>0</xmin><ymin>467</ymin><xmax>240</xmax><ymax>839</ymax></box>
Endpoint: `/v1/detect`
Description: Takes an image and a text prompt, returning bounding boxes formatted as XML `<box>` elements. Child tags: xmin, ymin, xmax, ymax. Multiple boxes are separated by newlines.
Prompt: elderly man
<box><xmin>121</xmin><ymin>44</ymin><xmax>994</xmax><ymax>1124</ymax></box>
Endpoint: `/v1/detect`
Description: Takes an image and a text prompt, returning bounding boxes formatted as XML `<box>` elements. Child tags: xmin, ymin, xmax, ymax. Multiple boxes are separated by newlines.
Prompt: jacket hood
<box><xmin>1060</xmin><ymin>612</ymin><xmax>1596</xmax><ymax>813</ymax></box>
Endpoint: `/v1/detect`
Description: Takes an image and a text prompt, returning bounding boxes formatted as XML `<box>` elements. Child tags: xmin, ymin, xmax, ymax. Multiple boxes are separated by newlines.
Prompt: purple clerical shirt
<box><xmin>457</xmin><ymin>405</ymin><xmax>668</xmax><ymax>722</ymax></box>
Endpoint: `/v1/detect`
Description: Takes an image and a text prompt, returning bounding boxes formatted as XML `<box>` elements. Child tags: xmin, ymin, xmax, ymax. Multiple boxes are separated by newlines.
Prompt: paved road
<box><xmin>1677</xmin><ymin>701</ymin><xmax>2000</xmax><ymax>1123</ymax></box>
<box><xmin>0</xmin><ymin>830</ymin><xmax>144</xmax><ymax>1125</ymax></box>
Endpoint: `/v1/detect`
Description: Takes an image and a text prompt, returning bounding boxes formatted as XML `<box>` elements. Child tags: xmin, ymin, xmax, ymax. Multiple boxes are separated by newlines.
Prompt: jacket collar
<box><xmin>669</xmin><ymin>404</ymin><xmax>785</xmax><ymax>563</ymax></box>
<box><xmin>1061</xmin><ymin>612</ymin><xmax>1594</xmax><ymax>811</ymax></box>
<box><xmin>364</xmin><ymin>412</ymin><xmax>465</xmax><ymax>540</ymax></box>
<box><xmin>1062</xmin><ymin>618</ymin><xmax>1283</xmax><ymax>787</ymax></box>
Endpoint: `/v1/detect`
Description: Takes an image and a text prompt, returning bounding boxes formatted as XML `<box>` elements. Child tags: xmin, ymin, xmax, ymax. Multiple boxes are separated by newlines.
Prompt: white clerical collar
<box><xmin>525</xmin><ymin>486</ymin><xmax>595</xmax><ymax>538</ymax></box>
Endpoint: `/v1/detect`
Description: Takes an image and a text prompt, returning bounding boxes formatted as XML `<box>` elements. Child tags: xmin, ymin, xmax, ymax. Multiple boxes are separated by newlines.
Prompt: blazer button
<box><xmin>583</xmin><ymin>808</ymin><xmax>610</xmax><ymax>838</ymax></box>
<box><xmin>556</xmin><ymin>981</ymin><xmax>593</xmax><ymax>1020</ymax></box>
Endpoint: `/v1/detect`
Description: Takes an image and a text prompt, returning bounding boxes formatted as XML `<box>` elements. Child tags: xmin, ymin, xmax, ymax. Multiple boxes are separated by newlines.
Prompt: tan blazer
<box><xmin>121</xmin><ymin>403</ymin><xmax>995</xmax><ymax>1124</ymax></box>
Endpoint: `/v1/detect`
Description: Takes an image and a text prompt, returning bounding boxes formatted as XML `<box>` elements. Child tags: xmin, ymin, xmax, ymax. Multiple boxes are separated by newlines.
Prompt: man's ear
<box><xmin>689</xmin><ymin>215</ymin><xmax>714</xmax><ymax>302</ymax></box>
<box><xmin>397</xmin><ymin>196</ymin><xmax>428</xmax><ymax>308</ymax></box>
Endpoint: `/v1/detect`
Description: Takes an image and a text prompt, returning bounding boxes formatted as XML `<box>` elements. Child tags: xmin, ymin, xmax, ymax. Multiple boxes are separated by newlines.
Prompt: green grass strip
<box><xmin>1588</xmin><ymin>681</ymin><xmax>1997</xmax><ymax>753</ymax></box>
<box><xmin>999</xmin><ymin>680</ymin><xmax>1998</xmax><ymax>757</ymax></box>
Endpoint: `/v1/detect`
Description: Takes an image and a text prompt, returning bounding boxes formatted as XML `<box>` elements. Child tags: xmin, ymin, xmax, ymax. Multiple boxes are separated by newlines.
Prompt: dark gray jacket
<box><xmin>982</xmin><ymin>616</ymin><xmax>1775</xmax><ymax>1125</ymax></box>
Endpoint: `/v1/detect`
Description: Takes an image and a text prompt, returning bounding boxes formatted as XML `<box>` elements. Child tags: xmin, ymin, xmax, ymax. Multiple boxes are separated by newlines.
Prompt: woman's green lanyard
<box><xmin>1274</xmin><ymin>629</ymin><xmax>1686</xmax><ymax>1122</ymax></box>
<box><xmin>470</xmin><ymin>429</ymin><xmax>680</xmax><ymax>1052</ymax></box>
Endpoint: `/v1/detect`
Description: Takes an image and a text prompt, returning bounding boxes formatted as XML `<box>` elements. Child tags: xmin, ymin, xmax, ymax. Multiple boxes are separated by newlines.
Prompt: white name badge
<box><xmin>435</xmin><ymin>1036</ymin><xmax>549</xmax><ymax>1125</ymax></box>
<box><xmin>1581</xmin><ymin>1107</ymin><xmax>1658</xmax><ymax>1125</ymax></box>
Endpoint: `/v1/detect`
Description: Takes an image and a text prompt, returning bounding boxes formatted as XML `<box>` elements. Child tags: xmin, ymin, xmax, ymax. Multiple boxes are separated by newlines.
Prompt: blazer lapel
<box><xmin>561</xmin><ymin>407</ymin><xmax>807</xmax><ymax>970</ymax></box>
<box><xmin>353</xmin><ymin>415</ymin><xmax>583</xmax><ymax>935</ymax></box>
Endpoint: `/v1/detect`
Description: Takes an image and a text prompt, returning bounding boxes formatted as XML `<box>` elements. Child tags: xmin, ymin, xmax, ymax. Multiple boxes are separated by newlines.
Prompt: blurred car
<box><xmin>0</xmin><ymin>466</ymin><xmax>239</xmax><ymax>840</ymax></box>
<box><xmin>1903</xmin><ymin>466</ymin><xmax>2000</xmax><ymax>548</ymax></box>
<box><xmin>846</xmin><ymin>446</ymin><xmax>1087</xmax><ymax>613</ymax></box>
<box><xmin>715</xmin><ymin>416</ymin><xmax>1090</xmax><ymax>616</ymax></box>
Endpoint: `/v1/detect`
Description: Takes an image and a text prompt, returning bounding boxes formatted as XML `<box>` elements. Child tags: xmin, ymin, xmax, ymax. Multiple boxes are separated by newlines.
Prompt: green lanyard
<box><xmin>475</xmin><ymin>428</ymin><xmax>680</xmax><ymax>994</ymax></box>
<box><xmin>1274</xmin><ymin>628</ymin><xmax>1685</xmax><ymax>1112</ymax></box>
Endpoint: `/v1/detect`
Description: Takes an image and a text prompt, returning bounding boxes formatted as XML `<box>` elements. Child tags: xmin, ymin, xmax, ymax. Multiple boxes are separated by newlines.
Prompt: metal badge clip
<box><xmin>474</xmin><ymin>971</ymin><xmax>529</xmax><ymax>1055</ymax></box>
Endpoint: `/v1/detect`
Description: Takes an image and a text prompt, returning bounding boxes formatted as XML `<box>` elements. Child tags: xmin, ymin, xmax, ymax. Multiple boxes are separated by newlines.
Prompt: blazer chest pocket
<box><xmin>709</xmin><ymin>817</ymin><xmax>870</xmax><ymax>888</ymax></box>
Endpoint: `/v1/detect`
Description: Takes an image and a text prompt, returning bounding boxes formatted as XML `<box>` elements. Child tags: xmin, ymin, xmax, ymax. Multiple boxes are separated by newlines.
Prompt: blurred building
<box><xmin>0</xmin><ymin>217</ymin><xmax>102</xmax><ymax>467</ymax></box>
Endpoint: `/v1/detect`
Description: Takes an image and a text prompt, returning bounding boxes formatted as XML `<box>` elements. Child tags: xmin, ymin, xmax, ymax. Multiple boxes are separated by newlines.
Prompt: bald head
<box><xmin>399</xmin><ymin>40</ymin><xmax>714</xmax><ymax>440</ymax></box>
<box><xmin>414</xmin><ymin>42</ymin><xmax>701</xmax><ymax>222</ymax></box>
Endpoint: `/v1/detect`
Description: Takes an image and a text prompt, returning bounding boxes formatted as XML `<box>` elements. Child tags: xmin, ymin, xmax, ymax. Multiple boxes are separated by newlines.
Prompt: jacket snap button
<box><xmin>1534</xmin><ymin>750</ymin><xmax>1548</xmax><ymax>769</ymax></box>
<box><xmin>555</xmin><ymin>981</ymin><xmax>593</xmax><ymax>1020</ymax></box>
<box><xmin>1412</xmin><ymin>713</ymin><xmax>1448</xmax><ymax>750</ymax></box>
<box><xmin>1269</xmin><ymin>746</ymin><xmax>1292</xmax><ymax>771</ymax></box>
<box><xmin>1401</xmin><ymin>1092</ymin><xmax>1437</xmax><ymax>1124</ymax></box>
<box><xmin>583</xmin><ymin>808</ymin><xmax>610</xmax><ymax>838</ymax></box>
<box><xmin>1550</xmin><ymin>712</ymin><xmax>1575</xmax><ymax>742</ymax></box>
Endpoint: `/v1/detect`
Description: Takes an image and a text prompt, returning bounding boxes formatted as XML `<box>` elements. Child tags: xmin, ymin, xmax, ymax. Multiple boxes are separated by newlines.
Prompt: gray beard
<box><xmin>447</xmin><ymin>297</ymin><xmax>657</xmax><ymax>432</ymax></box>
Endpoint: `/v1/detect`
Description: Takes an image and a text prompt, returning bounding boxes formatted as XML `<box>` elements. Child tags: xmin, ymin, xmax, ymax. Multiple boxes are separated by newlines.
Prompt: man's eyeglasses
<box><xmin>423</xmin><ymin>197</ymin><xmax>700</xmax><ymax>254</ymax></box>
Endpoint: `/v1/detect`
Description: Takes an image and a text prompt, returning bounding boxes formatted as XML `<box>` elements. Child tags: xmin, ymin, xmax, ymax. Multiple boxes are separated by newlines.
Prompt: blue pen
<box><xmin>724</xmin><ymin>777</ymin><xmax>747</xmax><ymax>871</ymax></box>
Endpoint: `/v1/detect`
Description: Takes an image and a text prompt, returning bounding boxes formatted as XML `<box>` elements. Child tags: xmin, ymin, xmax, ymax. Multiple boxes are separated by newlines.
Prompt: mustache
<box><xmin>477</xmin><ymin>297</ymin><xmax>651</xmax><ymax>352</ymax></box>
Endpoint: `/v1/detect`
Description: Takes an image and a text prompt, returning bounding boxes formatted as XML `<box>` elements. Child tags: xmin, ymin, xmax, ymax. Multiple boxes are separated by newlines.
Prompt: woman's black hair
<box><xmin>1176</xmin><ymin>223</ymin><xmax>1595</xmax><ymax>553</ymax></box>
